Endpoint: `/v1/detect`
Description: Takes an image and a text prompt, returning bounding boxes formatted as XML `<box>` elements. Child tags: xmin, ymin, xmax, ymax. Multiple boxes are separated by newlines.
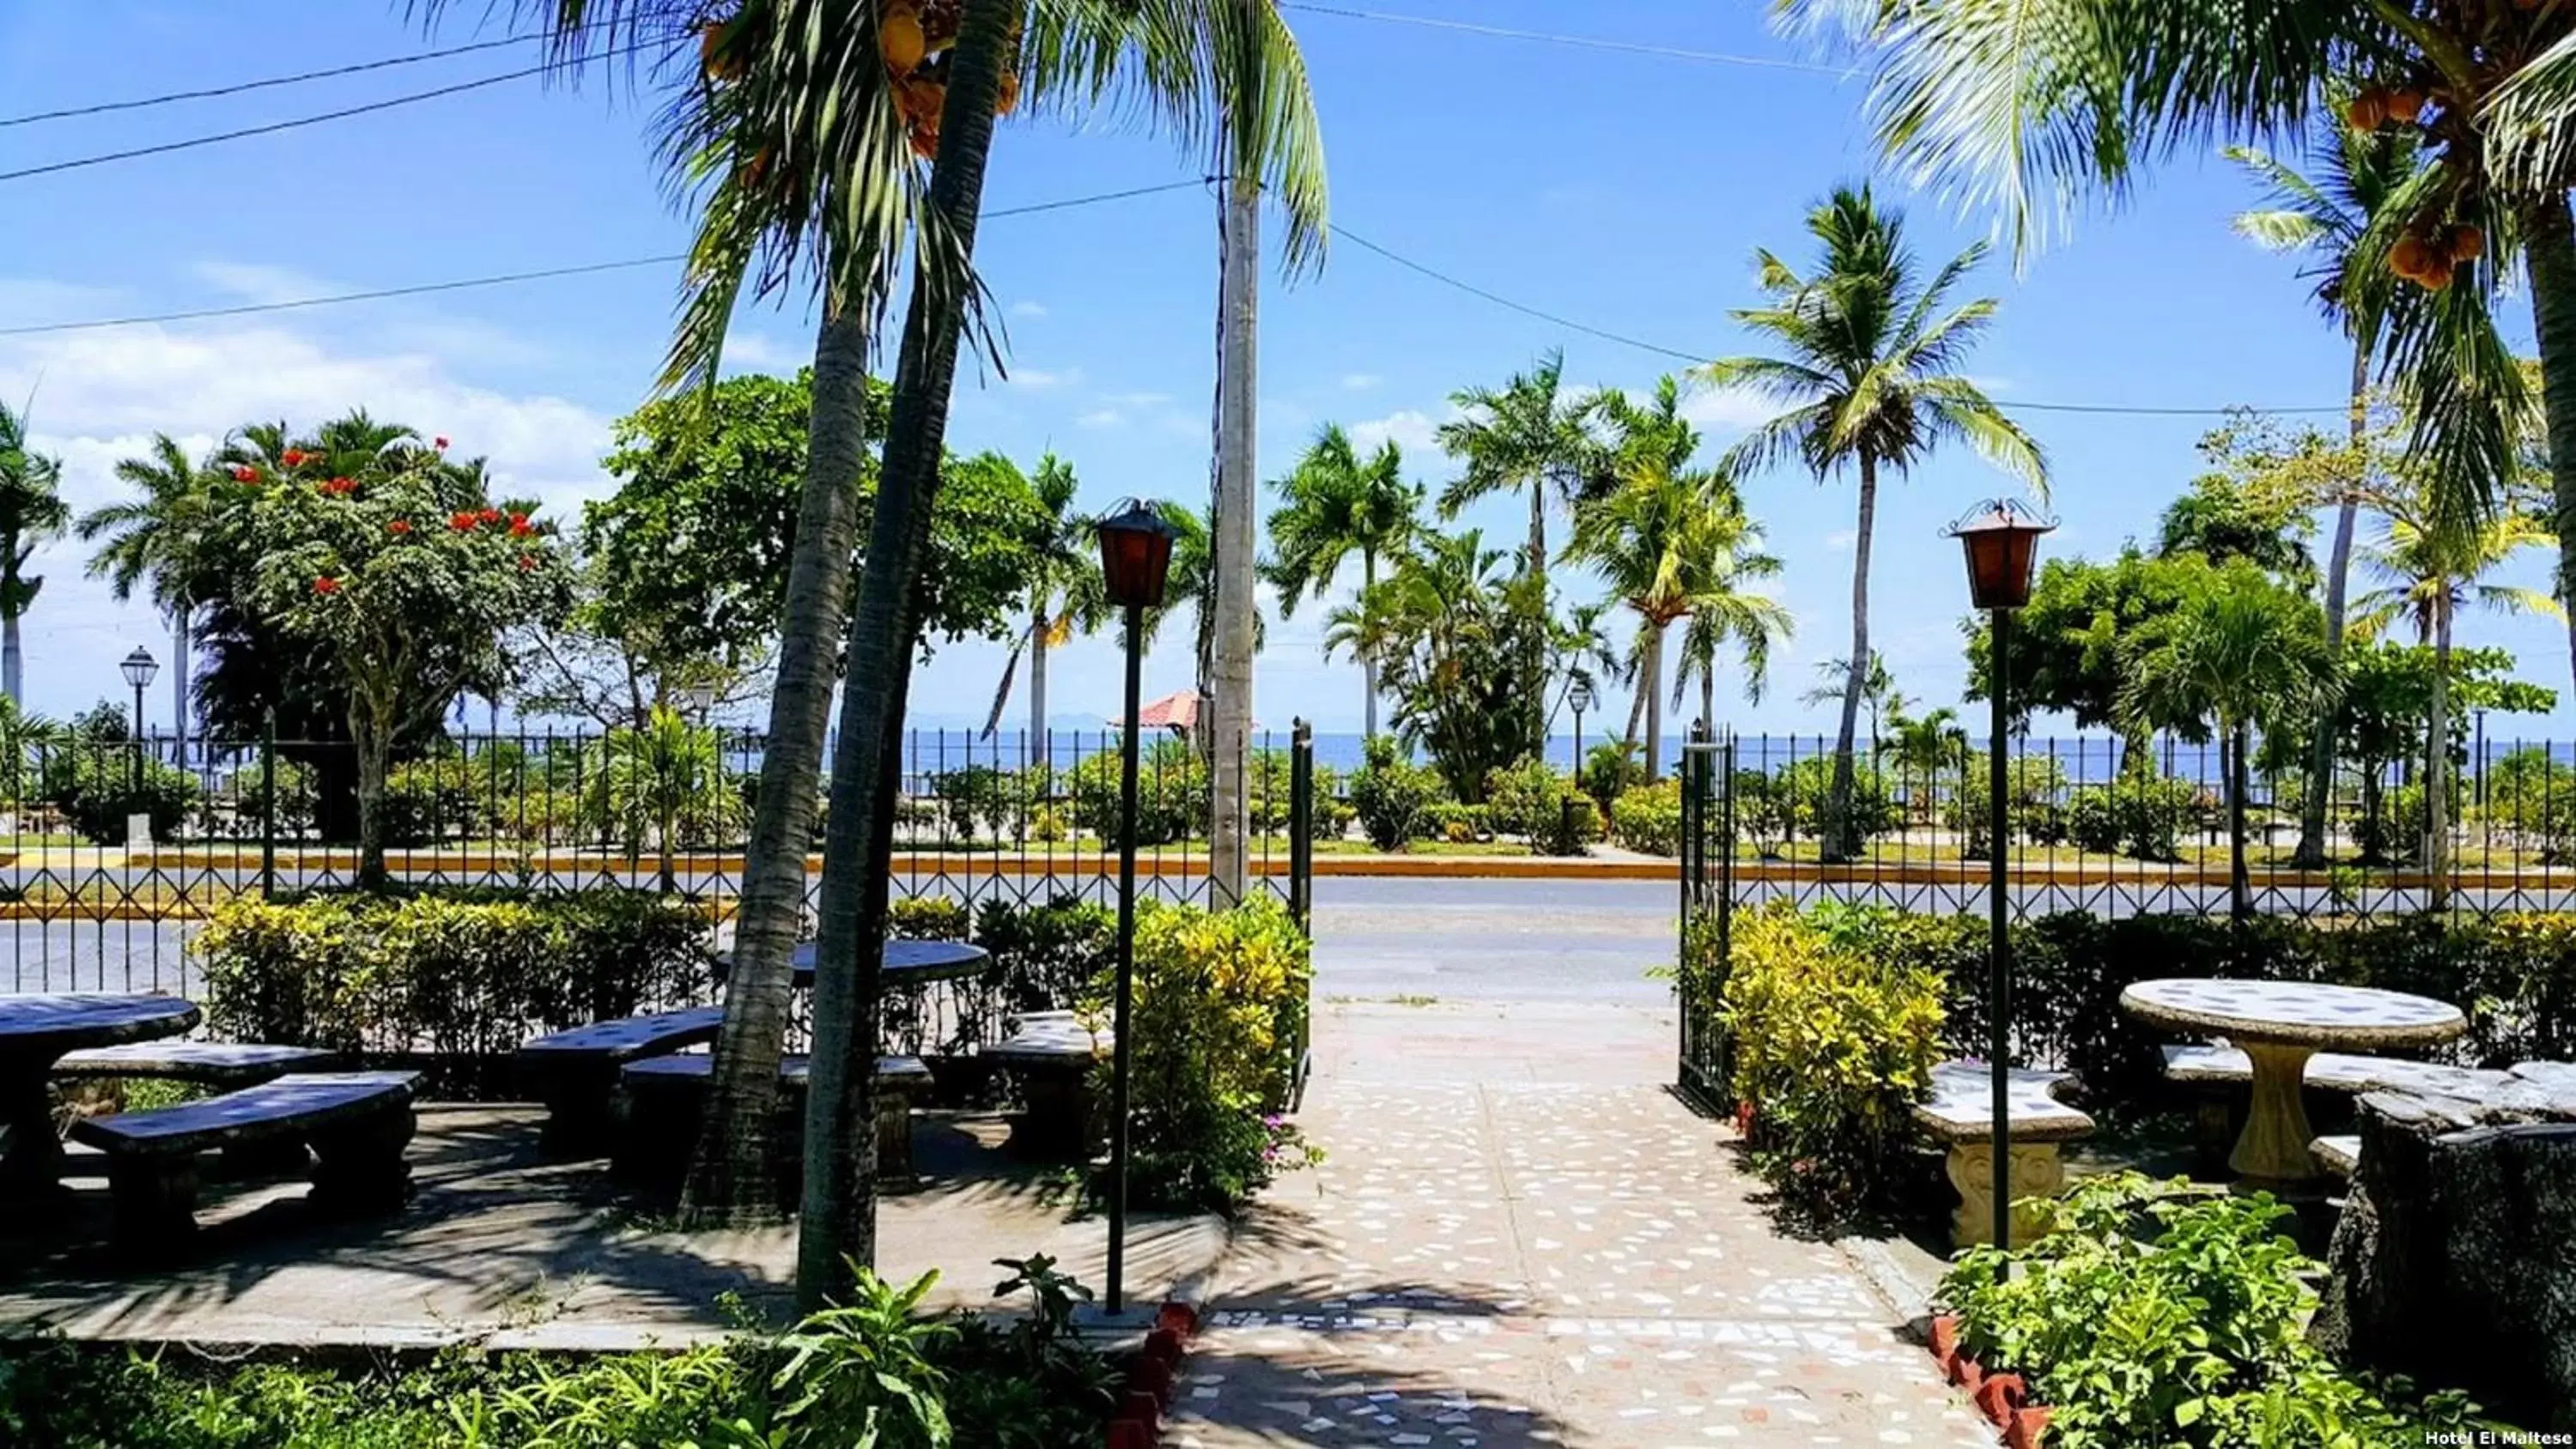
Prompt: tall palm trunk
<box><xmin>3</xmin><ymin>615</ymin><xmax>21</xmax><ymax>709</ymax></box>
<box><xmin>2227</xmin><ymin>717</ymin><xmax>2251</xmax><ymax>922</ymax></box>
<box><xmin>1207</xmin><ymin>173</ymin><xmax>1261</xmax><ymax>907</ymax></box>
<box><xmin>799</xmin><ymin>0</ymin><xmax>1018</xmax><ymax>1306</ymax></box>
<box><xmin>1699</xmin><ymin>659</ymin><xmax>1716</xmax><ymax>737</ymax></box>
<box><xmin>1641</xmin><ymin>622</ymin><xmax>1666</xmax><ymax>779</ymax></box>
<box><xmin>2427</xmin><ymin>590</ymin><xmax>2454</xmax><ymax>911</ymax></box>
<box><xmin>1359</xmin><ymin>549</ymin><xmax>1378</xmax><ymax>739</ymax></box>
<box><xmin>2518</xmin><ymin>193</ymin><xmax>2576</xmax><ymax>699</ymax></box>
<box><xmin>2296</xmin><ymin>342</ymin><xmax>2368</xmax><ymax>867</ymax></box>
<box><xmin>1826</xmin><ymin>455</ymin><xmax>1879</xmax><ymax>861</ymax></box>
<box><xmin>1029</xmin><ymin>602</ymin><xmax>1048</xmax><ymax>773</ymax></box>
<box><xmin>681</xmin><ymin>306</ymin><xmax>877</xmax><ymax>1225</ymax></box>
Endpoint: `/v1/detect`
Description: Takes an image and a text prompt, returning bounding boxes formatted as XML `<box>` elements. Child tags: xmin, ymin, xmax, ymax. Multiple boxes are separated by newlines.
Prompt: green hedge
<box><xmin>195</xmin><ymin>889</ymin><xmax>713</xmax><ymax>1066</ymax></box>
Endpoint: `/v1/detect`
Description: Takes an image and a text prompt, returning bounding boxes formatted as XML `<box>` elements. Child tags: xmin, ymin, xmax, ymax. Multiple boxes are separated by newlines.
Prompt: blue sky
<box><xmin>3</xmin><ymin>1</ymin><xmax>2567</xmax><ymax>744</ymax></box>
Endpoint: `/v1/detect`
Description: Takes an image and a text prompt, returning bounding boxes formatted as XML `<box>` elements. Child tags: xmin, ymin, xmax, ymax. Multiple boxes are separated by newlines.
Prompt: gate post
<box><xmin>260</xmin><ymin>709</ymin><xmax>278</xmax><ymax>899</ymax></box>
<box><xmin>1289</xmin><ymin>719</ymin><xmax>1313</xmax><ymax>932</ymax></box>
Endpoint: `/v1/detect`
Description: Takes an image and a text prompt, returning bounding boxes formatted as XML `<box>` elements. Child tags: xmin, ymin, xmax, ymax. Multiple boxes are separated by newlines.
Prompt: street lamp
<box><xmin>120</xmin><ymin>647</ymin><xmax>160</xmax><ymax>793</ymax></box>
<box><xmin>1569</xmin><ymin>677</ymin><xmax>1595</xmax><ymax>770</ymax></box>
<box><xmin>1096</xmin><ymin>498</ymin><xmax>1177</xmax><ymax>1317</ymax></box>
<box><xmin>1946</xmin><ymin>499</ymin><xmax>2054</xmax><ymax>1253</ymax></box>
<box><xmin>1565</xmin><ymin>678</ymin><xmax>1596</xmax><ymax>854</ymax></box>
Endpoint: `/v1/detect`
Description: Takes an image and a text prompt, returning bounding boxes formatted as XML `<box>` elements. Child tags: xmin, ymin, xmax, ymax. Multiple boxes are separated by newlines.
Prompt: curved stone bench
<box><xmin>984</xmin><ymin>1011</ymin><xmax>1109</xmax><ymax>1162</ymax></box>
<box><xmin>2312</xmin><ymin>1134</ymin><xmax>2360</xmax><ymax>1179</ymax></box>
<box><xmin>517</xmin><ymin>1007</ymin><xmax>726</xmax><ymax>1155</ymax></box>
<box><xmin>68</xmin><ymin>1071</ymin><xmax>418</xmax><ymax>1260</ymax></box>
<box><xmin>54</xmin><ymin>1041</ymin><xmax>344</xmax><ymax>1087</ymax></box>
<box><xmin>2161</xmin><ymin>1043</ymin><xmax>2511</xmax><ymax>1099</ymax></box>
<box><xmin>612</xmin><ymin>1052</ymin><xmax>934</xmax><ymax>1206</ymax></box>
<box><xmin>1911</xmin><ymin>1060</ymin><xmax>2094</xmax><ymax>1248</ymax></box>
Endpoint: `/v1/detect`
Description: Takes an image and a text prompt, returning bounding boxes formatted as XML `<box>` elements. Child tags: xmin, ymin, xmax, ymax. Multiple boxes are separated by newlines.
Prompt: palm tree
<box><xmin>2120</xmin><ymin>565</ymin><xmax>2338</xmax><ymax>918</ymax></box>
<box><xmin>981</xmin><ymin>453</ymin><xmax>1103</xmax><ymax>767</ymax></box>
<box><xmin>1884</xmin><ymin>705</ymin><xmax>1968</xmax><ymax>823</ymax></box>
<box><xmin>83</xmin><ymin>434</ymin><xmax>216</xmax><ymax>743</ymax></box>
<box><xmin>2354</xmin><ymin>483</ymin><xmax>2561</xmax><ymax>903</ymax></box>
<box><xmin>448</xmin><ymin>1</ymin><xmax>1326</xmax><ymax>1278</ymax></box>
<box><xmin>1264</xmin><ymin>424</ymin><xmax>1420</xmax><ymax>737</ymax></box>
<box><xmin>1784</xmin><ymin>0</ymin><xmax>2551</xmax><ymax>678</ymax></box>
<box><xmin>583</xmin><ymin>705</ymin><xmax>744</xmax><ymax>891</ymax></box>
<box><xmin>2230</xmin><ymin>106</ymin><xmax>2447</xmax><ymax>866</ymax></box>
<box><xmin>1702</xmin><ymin>185</ymin><xmax>2046</xmax><ymax>861</ymax></box>
<box><xmin>0</xmin><ymin>403</ymin><xmax>66</xmax><ymax>708</ymax></box>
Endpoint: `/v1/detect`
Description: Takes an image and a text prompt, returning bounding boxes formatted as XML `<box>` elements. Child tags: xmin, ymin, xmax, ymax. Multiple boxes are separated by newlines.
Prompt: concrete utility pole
<box><xmin>1207</xmin><ymin>173</ymin><xmax>1261</xmax><ymax>907</ymax></box>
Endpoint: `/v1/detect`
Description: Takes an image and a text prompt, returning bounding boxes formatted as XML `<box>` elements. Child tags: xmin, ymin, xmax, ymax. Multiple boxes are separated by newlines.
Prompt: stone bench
<box><xmin>516</xmin><ymin>1007</ymin><xmax>726</xmax><ymax>1155</ymax></box>
<box><xmin>2312</xmin><ymin>1133</ymin><xmax>2360</xmax><ymax>1179</ymax></box>
<box><xmin>53</xmin><ymin>1041</ymin><xmax>344</xmax><ymax>1087</ymax></box>
<box><xmin>1911</xmin><ymin>1060</ymin><xmax>2095</xmax><ymax>1248</ymax></box>
<box><xmin>612</xmin><ymin>1052</ymin><xmax>934</xmax><ymax>1208</ymax></box>
<box><xmin>983</xmin><ymin>1010</ymin><xmax>1109</xmax><ymax>1162</ymax></box>
<box><xmin>2160</xmin><ymin>1043</ymin><xmax>2511</xmax><ymax>1100</ymax></box>
<box><xmin>66</xmin><ymin>1071</ymin><xmax>418</xmax><ymax>1260</ymax></box>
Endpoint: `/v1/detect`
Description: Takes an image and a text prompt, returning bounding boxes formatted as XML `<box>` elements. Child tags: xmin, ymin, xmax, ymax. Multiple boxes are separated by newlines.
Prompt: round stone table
<box><xmin>714</xmin><ymin>938</ymin><xmax>991</xmax><ymax>991</ymax></box>
<box><xmin>2119</xmin><ymin>979</ymin><xmax>2464</xmax><ymax>1185</ymax></box>
<box><xmin>0</xmin><ymin>992</ymin><xmax>200</xmax><ymax>1198</ymax></box>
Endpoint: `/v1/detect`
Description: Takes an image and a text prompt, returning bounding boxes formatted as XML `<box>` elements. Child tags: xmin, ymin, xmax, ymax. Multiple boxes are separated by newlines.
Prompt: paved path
<box><xmin>1170</xmin><ymin>1002</ymin><xmax>1995</xmax><ymax>1447</ymax></box>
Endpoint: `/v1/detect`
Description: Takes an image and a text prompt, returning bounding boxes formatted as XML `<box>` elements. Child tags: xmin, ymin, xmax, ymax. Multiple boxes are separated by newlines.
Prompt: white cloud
<box><xmin>720</xmin><ymin>332</ymin><xmax>799</xmax><ymax>371</ymax></box>
<box><xmin>1341</xmin><ymin>373</ymin><xmax>1382</xmax><ymax>391</ymax></box>
<box><xmin>1077</xmin><ymin>409</ymin><xmax>1126</xmax><ymax>430</ymax></box>
<box><xmin>1007</xmin><ymin>366</ymin><xmax>1083</xmax><ymax>390</ymax></box>
<box><xmin>1099</xmin><ymin>390</ymin><xmax>1171</xmax><ymax>409</ymax></box>
<box><xmin>193</xmin><ymin>261</ymin><xmax>343</xmax><ymax>306</ymax></box>
<box><xmin>1824</xmin><ymin>529</ymin><xmax>1856</xmax><ymax>553</ymax></box>
<box><xmin>1679</xmin><ymin>385</ymin><xmax>1777</xmax><ymax>433</ymax></box>
<box><xmin>1348</xmin><ymin>407</ymin><xmax>1445</xmax><ymax>456</ymax></box>
<box><xmin>1010</xmin><ymin>300</ymin><xmax>1048</xmax><ymax>318</ymax></box>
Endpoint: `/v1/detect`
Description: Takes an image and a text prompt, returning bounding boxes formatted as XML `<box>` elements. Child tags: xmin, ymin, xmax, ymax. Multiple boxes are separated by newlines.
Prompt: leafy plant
<box><xmin>1939</xmin><ymin>1174</ymin><xmax>2477</xmax><ymax>1448</ymax></box>
<box><xmin>2064</xmin><ymin>776</ymin><xmax>2197</xmax><ymax>861</ymax></box>
<box><xmin>40</xmin><ymin>740</ymin><xmax>198</xmax><ymax>844</ymax></box>
<box><xmin>1345</xmin><ymin>734</ymin><xmax>1441</xmax><ymax>851</ymax></box>
<box><xmin>1067</xmin><ymin>737</ymin><xmax>1204</xmax><ymax>848</ymax></box>
<box><xmin>1610</xmin><ymin>777</ymin><xmax>1685</xmax><ymax>855</ymax></box>
<box><xmin>972</xmin><ymin>894</ymin><xmax>1115</xmax><ymax>1013</ymax></box>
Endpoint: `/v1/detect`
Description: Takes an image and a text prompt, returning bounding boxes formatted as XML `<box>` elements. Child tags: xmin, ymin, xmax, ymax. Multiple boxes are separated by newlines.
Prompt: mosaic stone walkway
<box><xmin>1167</xmin><ymin>1003</ymin><xmax>1995</xmax><ymax>1447</ymax></box>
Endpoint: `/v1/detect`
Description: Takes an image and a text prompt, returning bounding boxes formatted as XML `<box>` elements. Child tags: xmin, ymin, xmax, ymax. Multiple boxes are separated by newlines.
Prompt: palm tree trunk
<box><xmin>1360</xmin><ymin>549</ymin><xmax>1379</xmax><ymax>739</ymax></box>
<box><xmin>2427</xmin><ymin>591</ymin><xmax>2453</xmax><ymax>912</ymax></box>
<box><xmin>1207</xmin><ymin>173</ymin><xmax>1261</xmax><ymax>908</ymax></box>
<box><xmin>679</xmin><ymin>307</ymin><xmax>876</xmax><ymax>1227</ymax></box>
<box><xmin>1642</xmin><ymin>623</ymin><xmax>1666</xmax><ymax>780</ymax></box>
<box><xmin>1029</xmin><ymin>603</ymin><xmax>1048</xmax><ymax>774</ymax></box>
<box><xmin>2228</xmin><ymin>719</ymin><xmax>2251</xmax><ymax>923</ymax></box>
<box><xmin>799</xmin><ymin>0</ymin><xmax>1019</xmax><ymax>1307</ymax></box>
<box><xmin>1699</xmin><ymin>659</ymin><xmax>1716</xmax><ymax>737</ymax></box>
<box><xmin>2295</xmin><ymin>341</ymin><xmax>2368</xmax><ymax>868</ymax></box>
<box><xmin>3</xmin><ymin>613</ymin><xmax>21</xmax><ymax>709</ymax></box>
<box><xmin>2518</xmin><ymin>192</ymin><xmax>2576</xmax><ymax>699</ymax></box>
<box><xmin>170</xmin><ymin>612</ymin><xmax>190</xmax><ymax>771</ymax></box>
<box><xmin>1826</xmin><ymin>455</ymin><xmax>1879</xmax><ymax>861</ymax></box>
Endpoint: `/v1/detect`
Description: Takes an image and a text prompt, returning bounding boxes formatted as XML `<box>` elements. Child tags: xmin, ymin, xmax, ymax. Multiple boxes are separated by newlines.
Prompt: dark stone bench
<box><xmin>516</xmin><ymin>1007</ymin><xmax>726</xmax><ymax>1155</ymax></box>
<box><xmin>2311</xmin><ymin>1134</ymin><xmax>2360</xmax><ymax>1179</ymax></box>
<box><xmin>66</xmin><ymin>1071</ymin><xmax>418</xmax><ymax>1260</ymax></box>
<box><xmin>54</xmin><ymin>1041</ymin><xmax>345</xmax><ymax>1087</ymax></box>
<box><xmin>612</xmin><ymin>1052</ymin><xmax>934</xmax><ymax>1208</ymax></box>
<box><xmin>984</xmin><ymin>1011</ymin><xmax>1109</xmax><ymax>1162</ymax></box>
<box><xmin>1911</xmin><ymin>1060</ymin><xmax>2095</xmax><ymax>1248</ymax></box>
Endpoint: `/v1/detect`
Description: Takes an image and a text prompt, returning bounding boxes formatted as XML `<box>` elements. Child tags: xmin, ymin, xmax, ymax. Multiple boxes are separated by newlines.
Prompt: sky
<box><xmin>3</xmin><ymin>1</ymin><xmax>2570</xmax><ymax>747</ymax></box>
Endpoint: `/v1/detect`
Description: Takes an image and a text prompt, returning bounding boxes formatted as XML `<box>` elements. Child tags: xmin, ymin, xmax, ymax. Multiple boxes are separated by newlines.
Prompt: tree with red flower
<box><xmin>313</xmin><ymin>575</ymin><xmax>341</xmax><ymax>594</ymax></box>
<box><xmin>228</xmin><ymin>465</ymin><xmax>258</xmax><ymax>484</ymax></box>
<box><xmin>433</xmin><ymin>437</ymin><xmax>450</xmax><ymax>452</ymax></box>
<box><xmin>387</xmin><ymin>519</ymin><xmax>413</xmax><ymax>536</ymax></box>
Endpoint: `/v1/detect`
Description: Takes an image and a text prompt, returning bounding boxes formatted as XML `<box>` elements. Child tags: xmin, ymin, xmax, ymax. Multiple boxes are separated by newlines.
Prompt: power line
<box><xmin>0</xmin><ymin>33</ymin><xmax>557</xmax><ymax>128</ymax></box>
<box><xmin>0</xmin><ymin>43</ymin><xmax>653</xmax><ymax>185</ymax></box>
<box><xmin>1278</xmin><ymin>3</ymin><xmax>1853</xmax><ymax>76</ymax></box>
<box><xmin>1327</xmin><ymin>221</ymin><xmax>2348</xmax><ymax>419</ymax></box>
<box><xmin>0</xmin><ymin>179</ymin><xmax>1212</xmax><ymax>337</ymax></box>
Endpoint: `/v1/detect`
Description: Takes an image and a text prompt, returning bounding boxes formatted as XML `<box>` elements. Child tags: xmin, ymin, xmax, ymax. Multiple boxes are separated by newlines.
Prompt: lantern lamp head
<box><xmin>1570</xmin><ymin>677</ymin><xmax>1595</xmax><ymax>715</ymax></box>
<box><xmin>1946</xmin><ymin>499</ymin><xmax>2056</xmax><ymax>612</ymax></box>
<box><xmin>1096</xmin><ymin>500</ymin><xmax>1179</xmax><ymax>610</ymax></box>
<box><xmin>120</xmin><ymin>646</ymin><xmax>160</xmax><ymax>691</ymax></box>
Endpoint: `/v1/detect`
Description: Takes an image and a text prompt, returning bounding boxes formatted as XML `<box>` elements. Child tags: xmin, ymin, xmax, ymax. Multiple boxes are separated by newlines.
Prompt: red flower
<box><xmin>228</xmin><ymin>464</ymin><xmax>258</xmax><ymax>484</ymax></box>
<box><xmin>433</xmin><ymin>436</ymin><xmax>450</xmax><ymax>451</ymax></box>
<box><xmin>313</xmin><ymin>576</ymin><xmax>342</xmax><ymax>595</ymax></box>
<box><xmin>387</xmin><ymin>519</ymin><xmax>413</xmax><ymax>536</ymax></box>
<box><xmin>450</xmin><ymin>512</ymin><xmax>478</xmax><ymax>531</ymax></box>
<box><xmin>507</xmin><ymin>512</ymin><xmax>532</xmax><ymax>537</ymax></box>
<box><xmin>477</xmin><ymin>506</ymin><xmax>503</xmax><ymax>525</ymax></box>
<box><xmin>281</xmin><ymin>449</ymin><xmax>307</xmax><ymax>467</ymax></box>
<box><xmin>320</xmin><ymin>476</ymin><xmax>356</xmax><ymax>496</ymax></box>
<box><xmin>516</xmin><ymin>554</ymin><xmax>538</xmax><ymax>572</ymax></box>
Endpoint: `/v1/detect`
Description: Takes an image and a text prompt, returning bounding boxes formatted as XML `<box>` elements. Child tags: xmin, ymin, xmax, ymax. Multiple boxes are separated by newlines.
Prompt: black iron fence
<box><xmin>0</xmin><ymin>721</ymin><xmax>1316</xmax><ymax>994</ymax></box>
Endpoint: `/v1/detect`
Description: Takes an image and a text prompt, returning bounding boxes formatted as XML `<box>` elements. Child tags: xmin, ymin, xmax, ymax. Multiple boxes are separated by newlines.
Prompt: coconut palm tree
<box><xmin>2230</xmin><ymin>103</ymin><xmax>2451</xmax><ymax>865</ymax></box>
<box><xmin>2354</xmin><ymin>483</ymin><xmax>2561</xmax><ymax>902</ymax></box>
<box><xmin>0</xmin><ymin>403</ymin><xmax>66</xmax><ymax>709</ymax></box>
<box><xmin>1264</xmin><ymin>424</ymin><xmax>1420</xmax><ymax>737</ymax></box>
<box><xmin>443</xmin><ymin>1</ymin><xmax>1326</xmax><ymax>1276</ymax></box>
<box><xmin>2120</xmin><ymin>564</ymin><xmax>2339</xmax><ymax>918</ymax></box>
<box><xmin>583</xmin><ymin>704</ymin><xmax>744</xmax><ymax>891</ymax></box>
<box><xmin>1703</xmin><ymin>185</ymin><xmax>2045</xmax><ymax>858</ymax></box>
<box><xmin>1884</xmin><ymin>704</ymin><xmax>1968</xmax><ymax>823</ymax></box>
<box><xmin>83</xmin><ymin>434</ymin><xmax>216</xmax><ymax>743</ymax></box>
<box><xmin>981</xmin><ymin>453</ymin><xmax>1103</xmax><ymax>767</ymax></box>
<box><xmin>1783</xmin><ymin>0</ymin><xmax>2549</xmax><ymax>676</ymax></box>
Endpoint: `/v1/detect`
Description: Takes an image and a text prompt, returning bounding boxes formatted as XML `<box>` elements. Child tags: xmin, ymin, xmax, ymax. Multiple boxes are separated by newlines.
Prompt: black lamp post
<box><xmin>1947</xmin><ymin>500</ymin><xmax>2053</xmax><ymax>1252</ymax></box>
<box><xmin>120</xmin><ymin>647</ymin><xmax>159</xmax><ymax>794</ymax></box>
<box><xmin>1097</xmin><ymin>499</ymin><xmax>1177</xmax><ymax>1316</ymax></box>
<box><xmin>1566</xmin><ymin>678</ymin><xmax>1595</xmax><ymax>852</ymax></box>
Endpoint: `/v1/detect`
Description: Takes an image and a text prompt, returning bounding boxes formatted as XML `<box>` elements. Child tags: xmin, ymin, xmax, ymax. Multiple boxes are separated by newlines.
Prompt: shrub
<box><xmin>2065</xmin><ymin>775</ymin><xmax>2195</xmax><ymax>861</ymax></box>
<box><xmin>1721</xmin><ymin>903</ymin><xmax>1946</xmax><ymax>1219</ymax></box>
<box><xmin>2479</xmin><ymin>745</ymin><xmax>2576</xmax><ymax>860</ymax></box>
<box><xmin>974</xmin><ymin>893</ymin><xmax>1116</xmax><ymax>1012</ymax></box>
<box><xmin>1777</xmin><ymin>755</ymin><xmax>1900</xmax><ymax>844</ymax></box>
<box><xmin>1611</xmin><ymin>777</ymin><xmax>1685</xmax><ymax>855</ymax></box>
<box><xmin>1345</xmin><ymin>736</ymin><xmax>1440</xmax><ymax>850</ymax></box>
<box><xmin>1582</xmin><ymin>740</ymin><xmax>1644</xmax><ymax>811</ymax></box>
<box><xmin>195</xmin><ymin>889</ymin><xmax>712</xmax><ymax>1066</ymax></box>
<box><xmin>1423</xmin><ymin>800</ymin><xmax>1488</xmax><ymax>844</ymax></box>
<box><xmin>1940</xmin><ymin>1174</ymin><xmax>2476</xmax><ymax>1448</ymax></box>
<box><xmin>890</xmin><ymin>895</ymin><xmax>970</xmax><ymax>941</ymax></box>
<box><xmin>933</xmin><ymin>764</ymin><xmax>1012</xmax><ymax>844</ymax></box>
<box><xmin>377</xmin><ymin>752</ymin><xmax>494</xmax><ymax>846</ymax></box>
<box><xmin>1068</xmin><ymin>738</ymin><xmax>1205</xmax><ymax>847</ymax></box>
<box><xmin>1732</xmin><ymin>768</ymin><xmax>1795</xmax><ymax>858</ymax></box>
<box><xmin>41</xmin><ymin>743</ymin><xmax>198</xmax><ymax>844</ymax></box>
<box><xmin>1109</xmin><ymin>897</ymin><xmax>1318</xmax><ymax>1209</ymax></box>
